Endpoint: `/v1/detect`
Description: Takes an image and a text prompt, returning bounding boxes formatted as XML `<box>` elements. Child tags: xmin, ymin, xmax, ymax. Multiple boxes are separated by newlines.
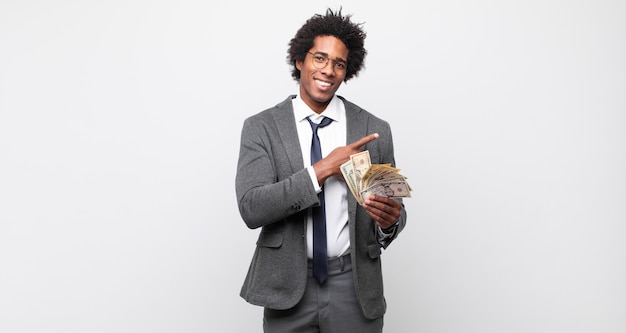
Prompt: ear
<box><xmin>296</xmin><ymin>59</ymin><xmax>303</xmax><ymax>71</ymax></box>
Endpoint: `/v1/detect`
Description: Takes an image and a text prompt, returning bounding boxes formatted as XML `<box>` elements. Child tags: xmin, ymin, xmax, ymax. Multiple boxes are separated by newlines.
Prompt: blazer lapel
<box><xmin>341</xmin><ymin>96</ymin><xmax>368</xmax><ymax>222</ymax></box>
<box><xmin>343</xmin><ymin>96</ymin><xmax>368</xmax><ymax>146</ymax></box>
<box><xmin>272</xmin><ymin>96</ymin><xmax>305</xmax><ymax>174</ymax></box>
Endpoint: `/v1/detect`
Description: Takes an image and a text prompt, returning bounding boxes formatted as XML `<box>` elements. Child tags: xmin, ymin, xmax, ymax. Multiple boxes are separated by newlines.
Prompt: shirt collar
<box><xmin>293</xmin><ymin>94</ymin><xmax>343</xmax><ymax>123</ymax></box>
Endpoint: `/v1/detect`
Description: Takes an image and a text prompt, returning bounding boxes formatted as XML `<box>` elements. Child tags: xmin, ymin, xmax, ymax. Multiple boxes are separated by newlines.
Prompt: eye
<box><xmin>314</xmin><ymin>55</ymin><xmax>326</xmax><ymax>62</ymax></box>
<box><xmin>335</xmin><ymin>62</ymin><xmax>346</xmax><ymax>70</ymax></box>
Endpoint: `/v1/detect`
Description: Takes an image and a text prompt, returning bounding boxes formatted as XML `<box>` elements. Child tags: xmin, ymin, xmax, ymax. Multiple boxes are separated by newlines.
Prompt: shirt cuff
<box><xmin>376</xmin><ymin>223</ymin><xmax>398</xmax><ymax>248</ymax></box>
<box><xmin>307</xmin><ymin>166</ymin><xmax>322</xmax><ymax>193</ymax></box>
<box><xmin>378</xmin><ymin>223</ymin><xmax>398</xmax><ymax>238</ymax></box>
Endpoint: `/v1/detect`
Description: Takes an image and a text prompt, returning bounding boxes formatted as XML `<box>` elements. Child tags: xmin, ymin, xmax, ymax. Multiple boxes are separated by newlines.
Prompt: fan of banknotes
<box><xmin>340</xmin><ymin>150</ymin><xmax>412</xmax><ymax>205</ymax></box>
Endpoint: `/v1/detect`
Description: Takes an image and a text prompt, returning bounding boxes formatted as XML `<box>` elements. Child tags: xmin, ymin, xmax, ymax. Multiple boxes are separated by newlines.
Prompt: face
<box><xmin>296</xmin><ymin>35</ymin><xmax>349</xmax><ymax>114</ymax></box>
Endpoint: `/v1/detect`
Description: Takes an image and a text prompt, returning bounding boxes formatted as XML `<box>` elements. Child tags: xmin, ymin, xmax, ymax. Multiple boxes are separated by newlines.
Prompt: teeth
<box><xmin>316</xmin><ymin>79</ymin><xmax>331</xmax><ymax>87</ymax></box>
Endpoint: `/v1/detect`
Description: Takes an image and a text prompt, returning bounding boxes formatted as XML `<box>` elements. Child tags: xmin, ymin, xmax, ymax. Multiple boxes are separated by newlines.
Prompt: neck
<box><xmin>305</xmin><ymin>98</ymin><xmax>331</xmax><ymax>114</ymax></box>
<box><xmin>299</xmin><ymin>91</ymin><xmax>333</xmax><ymax>114</ymax></box>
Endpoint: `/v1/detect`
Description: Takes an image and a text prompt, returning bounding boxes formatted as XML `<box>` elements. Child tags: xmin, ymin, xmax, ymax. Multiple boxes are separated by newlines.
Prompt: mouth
<box><xmin>315</xmin><ymin>78</ymin><xmax>333</xmax><ymax>90</ymax></box>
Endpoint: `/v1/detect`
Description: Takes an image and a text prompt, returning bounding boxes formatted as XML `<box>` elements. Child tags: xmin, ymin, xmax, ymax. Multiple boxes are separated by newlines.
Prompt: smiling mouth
<box><xmin>315</xmin><ymin>79</ymin><xmax>332</xmax><ymax>88</ymax></box>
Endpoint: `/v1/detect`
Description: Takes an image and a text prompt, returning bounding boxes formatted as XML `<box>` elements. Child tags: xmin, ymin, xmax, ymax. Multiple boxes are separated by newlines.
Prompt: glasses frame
<box><xmin>307</xmin><ymin>52</ymin><xmax>347</xmax><ymax>74</ymax></box>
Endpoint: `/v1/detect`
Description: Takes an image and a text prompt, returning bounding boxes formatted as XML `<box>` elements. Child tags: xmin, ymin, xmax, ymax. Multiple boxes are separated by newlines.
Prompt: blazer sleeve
<box><xmin>366</xmin><ymin>115</ymin><xmax>407</xmax><ymax>248</ymax></box>
<box><xmin>235</xmin><ymin>109</ymin><xmax>320</xmax><ymax>229</ymax></box>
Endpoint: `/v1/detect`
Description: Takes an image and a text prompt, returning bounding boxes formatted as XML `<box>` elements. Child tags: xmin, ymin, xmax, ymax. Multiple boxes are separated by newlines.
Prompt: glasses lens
<box><xmin>310</xmin><ymin>53</ymin><xmax>327</xmax><ymax>69</ymax></box>
<box><xmin>333</xmin><ymin>61</ymin><xmax>346</xmax><ymax>73</ymax></box>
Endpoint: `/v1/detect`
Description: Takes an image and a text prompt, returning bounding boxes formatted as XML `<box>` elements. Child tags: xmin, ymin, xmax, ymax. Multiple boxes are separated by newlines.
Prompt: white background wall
<box><xmin>1</xmin><ymin>1</ymin><xmax>624</xmax><ymax>332</ymax></box>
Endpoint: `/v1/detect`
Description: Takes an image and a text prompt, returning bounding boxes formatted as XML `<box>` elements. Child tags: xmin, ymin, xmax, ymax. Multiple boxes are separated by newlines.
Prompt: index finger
<box><xmin>349</xmin><ymin>133</ymin><xmax>379</xmax><ymax>149</ymax></box>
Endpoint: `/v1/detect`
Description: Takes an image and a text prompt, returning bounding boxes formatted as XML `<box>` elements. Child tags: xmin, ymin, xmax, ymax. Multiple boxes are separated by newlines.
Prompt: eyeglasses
<box><xmin>307</xmin><ymin>52</ymin><xmax>347</xmax><ymax>74</ymax></box>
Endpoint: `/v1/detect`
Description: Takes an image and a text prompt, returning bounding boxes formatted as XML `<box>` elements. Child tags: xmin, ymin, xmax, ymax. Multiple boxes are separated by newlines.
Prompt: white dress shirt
<box><xmin>292</xmin><ymin>94</ymin><xmax>350</xmax><ymax>259</ymax></box>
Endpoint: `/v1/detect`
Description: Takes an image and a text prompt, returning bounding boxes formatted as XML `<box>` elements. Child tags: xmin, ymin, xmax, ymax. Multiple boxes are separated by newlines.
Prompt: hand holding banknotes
<box><xmin>311</xmin><ymin>132</ymin><xmax>408</xmax><ymax>230</ymax></box>
<box><xmin>340</xmin><ymin>149</ymin><xmax>412</xmax><ymax>229</ymax></box>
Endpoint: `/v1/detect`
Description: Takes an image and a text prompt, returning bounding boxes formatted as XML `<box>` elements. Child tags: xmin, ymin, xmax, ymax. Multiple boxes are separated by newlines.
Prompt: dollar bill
<box><xmin>350</xmin><ymin>150</ymin><xmax>371</xmax><ymax>196</ymax></box>
<box><xmin>340</xmin><ymin>159</ymin><xmax>360</xmax><ymax>201</ymax></box>
<box><xmin>360</xmin><ymin>181</ymin><xmax>412</xmax><ymax>202</ymax></box>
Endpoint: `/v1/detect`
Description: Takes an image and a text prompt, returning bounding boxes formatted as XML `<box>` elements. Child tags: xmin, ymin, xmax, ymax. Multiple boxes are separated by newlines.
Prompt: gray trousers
<box><xmin>263</xmin><ymin>254</ymin><xmax>384</xmax><ymax>333</ymax></box>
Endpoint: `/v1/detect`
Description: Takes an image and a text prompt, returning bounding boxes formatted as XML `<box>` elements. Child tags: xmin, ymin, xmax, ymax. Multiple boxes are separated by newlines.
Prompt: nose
<box><xmin>320</xmin><ymin>62</ymin><xmax>334</xmax><ymax>76</ymax></box>
<box><xmin>321</xmin><ymin>61</ymin><xmax>335</xmax><ymax>76</ymax></box>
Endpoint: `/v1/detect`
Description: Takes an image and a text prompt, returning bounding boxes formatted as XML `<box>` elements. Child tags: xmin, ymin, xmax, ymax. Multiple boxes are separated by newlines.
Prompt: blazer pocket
<box><xmin>256</xmin><ymin>231</ymin><xmax>284</xmax><ymax>248</ymax></box>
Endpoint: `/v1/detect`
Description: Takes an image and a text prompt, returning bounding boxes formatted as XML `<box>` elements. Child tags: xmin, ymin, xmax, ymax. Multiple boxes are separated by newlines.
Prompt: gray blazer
<box><xmin>235</xmin><ymin>95</ymin><xmax>407</xmax><ymax>319</ymax></box>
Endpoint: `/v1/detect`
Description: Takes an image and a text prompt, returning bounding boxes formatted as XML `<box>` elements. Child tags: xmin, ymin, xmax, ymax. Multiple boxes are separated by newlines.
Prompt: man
<box><xmin>235</xmin><ymin>8</ymin><xmax>407</xmax><ymax>332</ymax></box>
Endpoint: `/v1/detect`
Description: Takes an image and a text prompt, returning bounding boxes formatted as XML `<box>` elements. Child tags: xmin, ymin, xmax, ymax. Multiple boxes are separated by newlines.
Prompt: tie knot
<box><xmin>307</xmin><ymin>116</ymin><xmax>333</xmax><ymax>133</ymax></box>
